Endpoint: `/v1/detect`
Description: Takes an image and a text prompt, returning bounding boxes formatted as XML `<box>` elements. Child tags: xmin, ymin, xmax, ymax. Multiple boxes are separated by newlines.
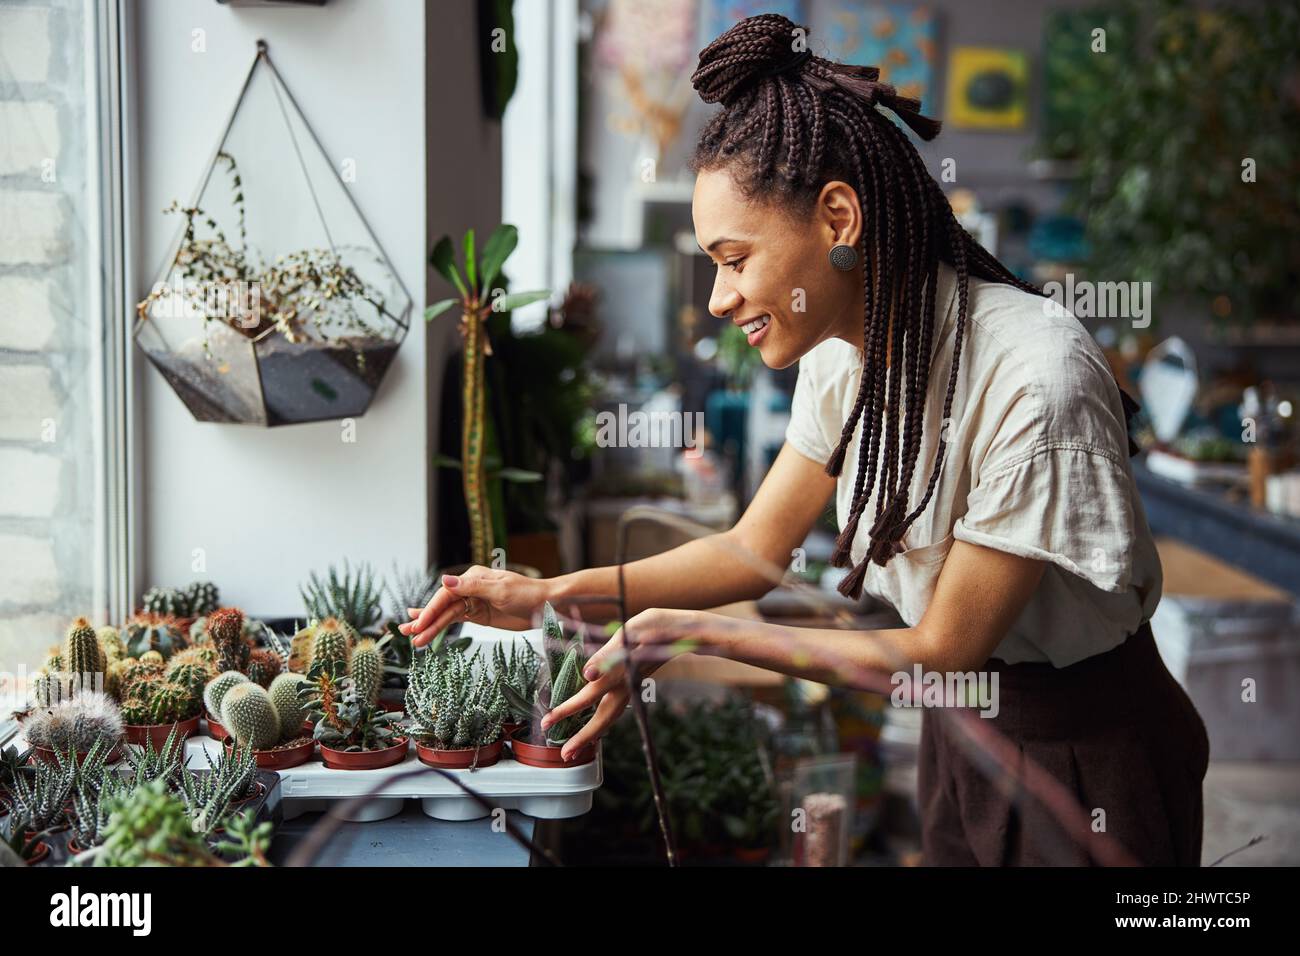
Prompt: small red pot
<box><xmin>320</xmin><ymin>738</ymin><xmax>409</xmax><ymax>770</ymax></box>
<box><xmin>228</xmin><ymin>781</ymin><xmax>266</xmax><ymax>809</ymax></box>
<box><xmin>124</xmin><ymin>715</ymin><xmax>201</xmax><ymax>750</ymax></box>
<box><xmin>509</xmin><ymin>729</ymin><xmax>595</xmax><ymax>768</ymax></box>
<box><xmin>224</xmin><ymin>737</ymin><xmax>314</xmax><ymax>771</ymax></box>
<box><xmin>205</xmin><ymin>712</ymin><xmax>229</xmax><ymax>740</ymax></box>
<box><xmin>25</xmin><ymin>841</ymin><xmax>50</xmax><ymax>866</ymax></box>
<box><xmin>29</xmin><ymin>744</ymin><xmax>123</xmax><ymax>767</ymax></box>
<box><xmin>501</xmin><ymin>720</ymin><xmax>524</xmax><ymax>740</ymax></box>
<box><xmin>66</xmin><ymin>835</ymin><xmax>87</xmax><ymax>855</ymax></box>
<box><xmin>415</xmin><ymin>739</ymin><xmax>502</xmax><ymax>769</ymax></box>
<box><xmin>734</xmin><ymin>845</ymin><xmax>772</xmax><ymax>865</ymax></box>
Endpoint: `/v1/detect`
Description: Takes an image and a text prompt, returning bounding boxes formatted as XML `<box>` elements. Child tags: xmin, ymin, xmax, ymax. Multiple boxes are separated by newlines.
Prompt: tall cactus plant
<box><xmin>426</xmin><ymin>225</ymin><xmax>548</xmax><ymax>566</ymax></box>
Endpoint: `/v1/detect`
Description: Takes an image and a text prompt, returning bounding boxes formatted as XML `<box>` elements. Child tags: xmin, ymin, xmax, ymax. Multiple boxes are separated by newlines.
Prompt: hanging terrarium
<box><xmin>134</xmin><ymin>41</ymin><xmax>411</xmax><ymax>426</ymax></box>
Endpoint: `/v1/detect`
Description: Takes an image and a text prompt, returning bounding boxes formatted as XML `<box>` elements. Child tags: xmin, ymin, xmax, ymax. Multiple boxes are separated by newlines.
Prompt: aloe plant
<box><xmin>500</xmin><ymin>602</ymin><xmax>593</xmax><ymax>746</ymax></box>
<box><xmin>426</xmin><ymin>224</ymin><xmax>548</xmax><ymax>565</ymax></box>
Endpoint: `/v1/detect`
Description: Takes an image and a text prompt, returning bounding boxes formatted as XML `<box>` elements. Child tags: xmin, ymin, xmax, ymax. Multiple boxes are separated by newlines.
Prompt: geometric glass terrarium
<box><xmin>134</xmin><ymin>42</ymin><xmax>411</xmax><ymax>426</ymax></box>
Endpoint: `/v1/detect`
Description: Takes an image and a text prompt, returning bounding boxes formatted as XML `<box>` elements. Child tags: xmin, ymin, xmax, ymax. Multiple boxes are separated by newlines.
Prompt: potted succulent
<box><xmin>117</xmin><ymin>648</ymin><xmax>215</xmax><ymax>749</ymax></box>
<box><xmin>178</xmin><ymin>745</ymin><xmax>262</xmax><ymax>837</ymax></box>
<box><xmin>492</xmin><ymin>640</ymin><xmax>540</xmax><ymax>740</ymax></box>
<box><xmin>21</xmin><ymin>692</ymin><xmax>124</xmax><ymax>766</ymax></box>
<box><xmin>406</xmin><ymin>642</ymin><xmax>507</xmax><ymax>769</ymax></box>
<box><xmin>219</xmin><ymin>675</ymin><xmax>315</xmax><ymax>770</ymax></box>
<box><xmin>501</xmin><ymin>603</ymin><xmax>596</xmax><ymax>768</ymax></box>
<box><xmin>2</xmin><ymin>746</ymin><xmax>80</xmax><ymax>838</ymax></box>
<box><xmin>3</xmin><ymin>816</ymin><xmax>50</xmax><ymax>866</ymax></box>
<box><xmin>300</xmin><ymin>561</ymin><xmax>385</xmax><ymax>636</ymax></box>
<box><xmin>301</xmin><ymin>663</ymin><xmax>407</xmax><ymax>770</ymax></box>
<box><xmin>67</xmin><ymin>766</ymin><xmax>129</xmax><ymax>855</ymax></box>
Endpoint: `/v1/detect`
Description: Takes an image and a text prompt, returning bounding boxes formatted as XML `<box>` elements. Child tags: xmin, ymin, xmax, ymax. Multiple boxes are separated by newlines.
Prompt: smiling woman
<box><xmin>402</xmin><ymin>12</ymin><xmax>1210</xmax><ymax>869</ymax></box>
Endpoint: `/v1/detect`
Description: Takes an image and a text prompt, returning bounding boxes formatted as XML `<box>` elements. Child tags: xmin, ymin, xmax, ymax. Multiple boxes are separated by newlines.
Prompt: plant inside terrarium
<box><xmin>136</xmin><ymin>152</ymin><xmax>389</xmax><ymax>357</ymax></box>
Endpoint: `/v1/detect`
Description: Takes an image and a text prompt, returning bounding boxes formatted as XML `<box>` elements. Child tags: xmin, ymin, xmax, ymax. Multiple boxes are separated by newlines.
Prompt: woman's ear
<box><xmin>817</xmin><ymin>180</ymin><xmax>863</xmax><ymax>250</ymax></box>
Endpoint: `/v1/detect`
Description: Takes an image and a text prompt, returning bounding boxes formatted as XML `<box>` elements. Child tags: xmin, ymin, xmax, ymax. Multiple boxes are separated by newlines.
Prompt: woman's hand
<box><xmin>541</xmin><ymin>607</ymin><xmax>716</xmax><ymax>761</ymax></box>
<box><xmin>398</xmin><ymin>566</ymin><xmax>553</xmax><ymax>646</ymax></box>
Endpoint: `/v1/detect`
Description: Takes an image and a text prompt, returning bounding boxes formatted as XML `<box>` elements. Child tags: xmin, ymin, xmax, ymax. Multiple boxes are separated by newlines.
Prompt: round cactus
<box><xmin>170</xmin><ymin>645</ymin><xmax>218</xmax><ymax>669</ymax></box>
<box><xmin>164</xmin><ymin>659</ymin><xmax>213</xmax><ymax>702</ymax></box>
<box><xmin>269</xmin><ymin>673</ymin><xmax>310</xmax><ymax>736</ymax></box>
<box><xmin>124</xmin><ymin>613</ymin><xmax>187</xmax><ymax>661</ymax></box>
<box><xmin>288</xmin><ymin>624</ymin><xmax>315</xmax><ymax>674</ymax></box>
<box><xmin>309</xmin><ymin>618</ymin><xmax>352</xmax><ymax>678</ymax></box>
<box><xmin>63</xmin><ymin>617</ymin><xmax>105</xmax><ymax>688</ymax></box>
<box><xmin>41</xmin><ymin>645</ymin><xmax>64</xmax><ymax>673</ymax></box>
<box><xmin>147</xmin><ymin>681</ymin><xmax>198</xmax><ymax>724</ymax></box>
<box><xmin>142</xmin><ymin>585</ymin><xmax>192</xmax><ymax>617</ymax></box>
<box><xmin>203</xmin><ymin>670</ymin><xmax>249</xmax><ymax>718</ymax></box>
<box><xmin>120</xmin><ymin>698</ymin><xmax>154</xmax><ymax>726</ymax></box>
<box><xmin>96</xmin><ymin>626</ymin><xmax>127</xmax><ymax>665</ymax></box>
<box><xmin>350</xmin><ymin>639</ymin><xmax>383</xmax><ymax>706</ymax></box>
<box><xmin>185</xmin><ymin>581</ymin><xmax>220</xmax><ymax>616</ymax></box>
<box><xmin>246</xmin><ymin>648</ymin><xmax>282</xmax><ymax>688</ymax></box>
<box><xmin>208</xmin><ymin>608</ymin><xmax>249</xmax><ymax>674</ymax></box>
<box><xmin>220</xmin><ymin>683</ymin><xmax>280</xmax><ymax>750</ymax></box>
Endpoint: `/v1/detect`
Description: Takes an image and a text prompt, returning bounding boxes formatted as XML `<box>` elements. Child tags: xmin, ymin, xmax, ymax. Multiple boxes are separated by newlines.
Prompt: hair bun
<box><xmin>691</xmin><ymin>13</ymin><xmax>809</xmax><ymax>106</ymax></box>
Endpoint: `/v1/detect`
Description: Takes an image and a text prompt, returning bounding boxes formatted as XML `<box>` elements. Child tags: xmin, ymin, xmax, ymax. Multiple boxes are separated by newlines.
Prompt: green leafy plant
<box><xmin>300</xmin><ymin>664</ymin><xmax>403</xmax><ymax>753</ymax></box>
<box><xmin>406</xmin><ymin>645</ymin><xmax>506</xmax><ymax>751</ymax></box>
<box><xmin>500</xmin><ymin>602</ymin><xmax>593</xmax><ymax>746</ymax></box>
<box><xmin>300</xmin><ymin>561</ymin><xmax>384</xmax><ymax>633</ymax></box>
<box><xmin>426</xmin><ymin>224</ymin><xmax>548</xmax><ymax>565</ymax></box>
<box><xmin>492</xmin><ymin>640</ymin><xmax>540</xmax><ymax>724</ymax></box>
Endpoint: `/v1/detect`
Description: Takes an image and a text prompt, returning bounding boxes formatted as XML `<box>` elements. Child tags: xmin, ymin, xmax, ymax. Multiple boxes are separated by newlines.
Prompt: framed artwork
<box><xmin>702</xmin><ymin>0</ymin><xmax>804</xmax><ymax>46</ymax></box>
<box><xmin>825</xmin><ymin>3</ymin><xmax>938</xmax><ymax>113</ymax></box>
<box><xmin>946</xmin><ymin>46</ymin><xmax>1028</xmax><ymax>130</ymax></box>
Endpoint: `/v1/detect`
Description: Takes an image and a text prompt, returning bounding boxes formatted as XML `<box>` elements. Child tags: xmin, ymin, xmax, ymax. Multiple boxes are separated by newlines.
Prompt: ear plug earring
<box><xmin>829</xmin><ymin>243</ymin><xmax>858</xmax><ymax>271</ymax></box>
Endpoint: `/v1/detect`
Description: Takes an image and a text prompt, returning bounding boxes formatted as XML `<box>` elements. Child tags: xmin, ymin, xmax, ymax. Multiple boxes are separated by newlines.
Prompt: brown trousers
<box><xmin>918</xmin><ymin>623</ymin><xmax>1210</xmax><ymax>866</ymax></box>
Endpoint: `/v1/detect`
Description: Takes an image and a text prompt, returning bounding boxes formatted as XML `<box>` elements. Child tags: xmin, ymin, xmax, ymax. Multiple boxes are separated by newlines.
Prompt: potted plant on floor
<box><xmin>406</xmin><ymin>643</ymin><xmax>507</xmax><ymax>769</ymax></box>
<box><xmin>219</xmin><ymin>677</ymin><xmax>315</xmax><ymax>770</ymax></box>
<box><xmin>501</xmin><ymin>603</ymin><xmax>596</xmax><ymax>768</ymax></box>
<box><xmin>301</xmin><ymin>663</ymin><xmax>407</xmax><ymax>770</ymax></box>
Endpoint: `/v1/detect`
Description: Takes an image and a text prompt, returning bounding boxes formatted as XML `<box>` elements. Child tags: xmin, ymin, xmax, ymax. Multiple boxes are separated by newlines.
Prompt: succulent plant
<box><xmin>208</xmin><ymin>607</ymin><xmax>250</xmax><ymax>674</ymax></box>
<box><xmin>122</xmin><ymin>727</ymin><xmax>187</xmax><ymax>790</ymax></box>
<box><xmin>21</xmin><ymin>692</ymin><xmax>123</xmax><ymax>754</ymax></box>
<box><xmin>500</xmin><ymin>602</ymin><xmax>592</xmax><ymax>746</ymax></box>
<box><xmin>186</xmin><ymin>581</ymin><xmax>221</xmax><ymax>616</ymax></box>
<box><xmin>29</xmin><ymin>670</ymin><xmax>72</xmax><ymax>708</ymax></box>
<box><xmin>220</xmin><ymin>683</ymin><xmax>280</xmax><ymax>751</ymax></box>
<box><xmin>63</xmin><ymin>617</ymin><xmax>106</xmax><ymax>685</ymax></box>
<box><xmin>178</xmin><ymin>746</ymin><xmax>256</xmax><ymax>838</ymax></box>
<box><xmin>144</xmin><ymin>681</ymin><xmax>200</xmax><ymax>724</ymax></box>
<box><xmin>245</xmin><ymin>648</ymin><xmax>282</xmax><ymax>688</ymax></box>
<box><xmin>164</xmin><ymin>657</ymin><xmax>216</xmax><ymax>703</ymax></box>
<box><xmin>1</xmin><ymin>744</ymin><xmax>30</xmax><ymax>793</ymax></box>
<box><xmin>96</xmin><ymin>627</ymin><xmax>127</xmax><ymax>665</ymax></box>
<box><xmin>124</xmin><ymin>613</ymin><xmax>187</xmax><ymax>661</ymax></box>
<box><xmin>268</xmin><ymin>672</ymin><xmax>310</xmax><ymax>735</ymax></box>
<box><xmin>350</xmin><ymin>637</ymin><xmax>385</xmax><ymax>707</ymax></box>
<box><xmin>385</xmin><ymin>563</ymin><xmax>440</xmax><ymax>623</ymax></box>
<box><xmin>492</xmin><ymin>640</ymin><xmax>540</xmax><ymax>724</ymax></box>
<box><xmin>287</xmin><ymin>624</ymin><xmax>315</xmax><ymax>673</ymax></box>
<box><xmin>308</xmin><ymin>617</ymin><xmax>354</xmax><ymax>678</ymax></box>
<box><xmin>70</xmin><ymin>768</ymin><xmax>128</xmax><ymax>850</ymax></box>
<box><xmin>300</xmin><ymin>561</ymin><xmax>383</xmax><ymax>633</ymax></box>
<box><xmin>299</xmin><ymin>665</ymin><xmax>401</xmax><ymax>752</ymax></box>
<box><xmin>203</xmin><ymin>670</ymin><xmax>250</xmax><ymax>718</ymax></box>
<box><xmin>2</xmin><ymin>746</ymin><xmax>78</xmax><ymax>832</ymax></box>
<box><xmin>95</xmin><ymin>777</ymin><xmax>270</xmax><ymax>866</ymax></box>
<box><xmin>2</xmin><ymin>816</ymin><xmax>49</xmax><ymax>862</ymax></box>
<box><xmin>406</xmin><ymin>645</ymin><xmax>506</xmax><ymax>750</ymax></box>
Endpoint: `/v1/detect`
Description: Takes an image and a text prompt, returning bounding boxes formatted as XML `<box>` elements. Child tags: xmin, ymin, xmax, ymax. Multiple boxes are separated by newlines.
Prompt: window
<box><xmin>0</xmin><ymin>0</ymin><xmax>129</xmax><ymax>685</ymax></box>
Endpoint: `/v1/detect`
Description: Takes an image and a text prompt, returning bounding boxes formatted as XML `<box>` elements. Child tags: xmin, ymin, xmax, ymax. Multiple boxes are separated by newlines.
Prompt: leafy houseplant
<box><xmin>426</xmin><ymin>225</ymin><xmax>549</xmax><ymax>565</ymax></box>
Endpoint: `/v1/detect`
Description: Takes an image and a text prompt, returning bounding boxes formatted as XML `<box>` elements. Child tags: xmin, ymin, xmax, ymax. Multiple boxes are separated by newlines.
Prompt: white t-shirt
<box><xmin>785</xmin><ymin>262</ymin><xmax>1162</xmax><ymax>667</ymax></box>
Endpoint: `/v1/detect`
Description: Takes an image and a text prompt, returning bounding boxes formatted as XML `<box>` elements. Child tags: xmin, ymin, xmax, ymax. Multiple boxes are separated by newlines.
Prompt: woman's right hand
<box><xmin>398</xmin><ymin>566</ymin><xmax>553</xmax><ymax>646</ymax></box>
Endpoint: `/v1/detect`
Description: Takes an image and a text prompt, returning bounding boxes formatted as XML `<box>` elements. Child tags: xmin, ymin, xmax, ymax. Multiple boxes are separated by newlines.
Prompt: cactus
<box><xmin>406</xmin><ymin>645</ymin><xmax>505</xmax><ymax>750</ymax></box>
<box><xmin>203</xmin><ymin>670</ymin><xmax>249</xmax><ymax>719</ymax></box>
<box><xmin>140</xmin><ymin>650</ymin><xmax>164</xmax><ymax>665</ymax></box>
<box><xmin>301</xmin><ymin>670</ymin><xmax>402</xmax><ymax>752</ymax></box>
<box><xmin>124</xmin><ymin>613</ymin><xmax>187</xmax><ymax>661</ymax></box>
<box><xmin>30</xmin><ymin>670</ymin><xmax>74</xmax><ymax>708</ymax></box>
<box><xmin>220</xmin><ymin>683</ymin><xmax>280</xmax><ymax>751</ymax></box>
<box><xmin>350</xmin><ymin>638</ymin><xmax>384</xmax><ymax>706</ymax></box>
<box><xmin>96</xmin><ymin>627</ymin><xmax>127</xmax><ymax>665</ymax></box>
<box><xmin>164</xmin><ymin>658</ymin><xmax>215</xmax><ymax>703</ymax></box>
<box><xmin>245</xmin><ymin>648</ymin><xmax>282</xmax><ymax>688</ymax></box>
<box><xmin>308</xmin><ymin>617</ymin><xmax>353</xmax><ymax>678</ymax></box>
<box><xmin>300</xmin><ymin>561</ymin><xmax>383</xmax><ymax>633</ymax></box>
<box><xmin>61</xmin><ymin>617</ymin><xmax>105</xmax><ymax>694</ymax></box>
<box><xmin>185</xmin><ymin>580</ymin><xmax>220</xmax><ymax>616</ymax></box>
<box><xmin>146</xmin><ymin>681</ymin><xmax>199</xmax><ymax>724</ymax></box>
<box><xmin>269</xmin><ymin>672</ymin><xmax>310</xmax><ymax>735</ymax></box>
<box><xmin>208</xmin><ymin>607</ymin><xmax>250</xmax><ymax>674</ymax></box>
<box><xmin>141</xmin><ymin>585</ymin><xmax>190</xmax><ymax>617</ymax></box>
<box><xmin>492</xmin><ymin>640</ymin><xmax>540</xmax><ymax>724</ymax></box>
<box><xmin>21</xmin><ymin>692</ymin><xmax>123</xmax><ymax>754</ymax></box>
<box><xmin>498</xmin><ymin>602</ymin><xmax>593</xmax><ymax>745</ymax></box>
<box><xmin>287</xmin><ymin>624</ymin><xmax>315</xmax><ymax>673</ymax></box>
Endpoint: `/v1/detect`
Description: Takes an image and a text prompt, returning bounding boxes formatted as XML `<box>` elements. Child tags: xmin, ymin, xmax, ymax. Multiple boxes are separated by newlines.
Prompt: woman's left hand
<box><xmin>540</xmin><ymin>607</ymin><xmax>714</xmax><ymax>761</ymax></box>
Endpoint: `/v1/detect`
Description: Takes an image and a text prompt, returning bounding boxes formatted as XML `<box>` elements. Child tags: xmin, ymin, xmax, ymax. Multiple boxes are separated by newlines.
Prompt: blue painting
<box><xmin>702</xmin><ymin>0</ymin><xmax>806</xmax><ymax>47</ymax></box>
<box><xmin>824</xmin><ymin>3</ymin><xmax>938</xmax><ymax>114</ymax></box>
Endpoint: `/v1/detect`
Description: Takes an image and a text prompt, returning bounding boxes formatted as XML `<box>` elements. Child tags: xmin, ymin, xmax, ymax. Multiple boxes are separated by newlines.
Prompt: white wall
<box><xmin>130</xmin><ymin>0</ymin><xmax>428</xmax><ymax>615</ymax></box>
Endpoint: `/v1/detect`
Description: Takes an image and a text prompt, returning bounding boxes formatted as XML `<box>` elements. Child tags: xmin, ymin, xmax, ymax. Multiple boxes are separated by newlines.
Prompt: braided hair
<box><xmin>691</xmin><ymin>14</ymin><xmax>1044</xmax><ymax>600</ymax></box>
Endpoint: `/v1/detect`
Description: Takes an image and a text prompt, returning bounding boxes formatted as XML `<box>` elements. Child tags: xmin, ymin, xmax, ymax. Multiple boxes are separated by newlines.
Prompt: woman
<box><xmin>402</xmin><ymin>14</ymin><xmax>1209</xmax><ymax>866</ymax></box>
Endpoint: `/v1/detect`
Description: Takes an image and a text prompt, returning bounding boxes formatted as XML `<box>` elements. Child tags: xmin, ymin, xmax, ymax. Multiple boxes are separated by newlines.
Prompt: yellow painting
<box><xmin>946</xmin><ymin>47</ymin><xmax>1028</xmax><ymax>130</ymax></box>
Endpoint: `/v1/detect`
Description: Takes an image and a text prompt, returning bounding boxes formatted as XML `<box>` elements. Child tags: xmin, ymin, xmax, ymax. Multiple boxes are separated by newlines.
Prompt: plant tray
<box><xmin>183</xmin><ymin>734</ymin><xmax>601</xmax><ymax>822</ymax></box>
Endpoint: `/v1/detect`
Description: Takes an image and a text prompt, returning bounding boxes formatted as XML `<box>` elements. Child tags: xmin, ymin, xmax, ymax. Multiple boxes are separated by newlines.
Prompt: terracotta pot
<box><xmin>224</xmin><ymin>737</ymin><xmax>314</xmax><ymax>771</ymax></box>
<box><xmin>124</xmin><ymin>715</ymin><xmax>201</xmax><ymax>750</ymax></box>
<box><xmin>228</xmin><ymin>781</ymin><xmax>266</xmax><ymax>809</ymax></box>
<box><xmin>24</xmin><ymin>841</ymin><xmax>49</xmax><ymax>866</ymax></box>
<box><xmin>320</xmin><ymin>738</ymin><xmax>409</xmax><ymax>770</ymax></box>
<box><xmin>501</xmin><ymin>720</ymin><xmax>524</xmax><ymax>740</ymax></box>
<box><xmin>300</xmin><ymin>719</ymin><xmax>314</xmax><ymax>735</ymax></box>
<box><xmin>66</xmin><ymin>835</ymin><xmax>87</xmax><ymax>855</ymax></box>
<box><xmin>205</xmin><ymin>712</ymin><xmax>229</xmax><ymax>740</ymax></box>
<box><xmin>734</xmin><ymin>845</ymin><xmax>771</xmax><ymax>865</ymax></box>
<box><xmin>415</xmin><ymin>738</ymin><xmax>502</xmax><ymax>769</ymax></box>
<box><xmin>509</xmin><ymin>729</ymin><xmax>594</xmax><ymax>768</ymax></box>
<box><xmin>29</xmin><ymin>743</ymin><xmax>123</xmax><ymax>767</ymax></box>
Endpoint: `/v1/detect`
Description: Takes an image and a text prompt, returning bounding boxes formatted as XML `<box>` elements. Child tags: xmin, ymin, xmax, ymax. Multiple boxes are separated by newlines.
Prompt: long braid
<box><xmin>691</xmin><ymin>14</ymin><xmax>1042</xmax><ymax>598</ymax></box>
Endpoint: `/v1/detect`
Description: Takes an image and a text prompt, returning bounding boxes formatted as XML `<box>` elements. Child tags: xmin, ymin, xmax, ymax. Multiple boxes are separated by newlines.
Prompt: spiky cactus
<box><xmin>146</xmin><ymin>681</ymin><xmax>199</xmax><ymax>724</ymax></box>
<box><xmin>220</xmin><ymin>683</ymin><xmax>280</xmax><ymax>751</ymax></box>
<box><xmin>308</xmin><ymin>617</ymin><xmax>353</xmax><ymax>678</ymax></box>
<box><xmin>164</xmin><ymin>658</ymin><xmax>215</xmax><ymax>703</ymax></box>
<box><xmin>246</xmin><ymin>648</ymin><xmax>282</xmax><ymax>689</ymax></box>
<box><xmin>208</xmin><ymin>607</ymin><xmax>249</xmax><ymax>674</ymax></box>
<box><xmin>186</xmin><ymin>581</ymin><xmax>221</xmax><ymax>616</ymax></box>
<box><xmin>62</xmin><ymin>617</ymin><xmax>105</xmax><ymax>693</ymax></box>
<box><xmin>96</xmin><ymin>627</ymin><xmax>127</xmax><ymax>665</ymax></box>
<box><xmin>203</xmin><ymin>670</ymin><xmax>249</xmax><ymax>719</ymax></box>
<box><xmin>269</xmin><ymin>673</ymin><xmax>310</xmax><ymax>735</ymax></box>
<box><xmin>124</xmin><ymin>613</ymin><xmax>187</xmax><ymax>661</ymax></box>
<box><xmin>350</xmin><ymin>638</ymin><xmax>384</xmax><ymax>706</ymax></box>
<box><xmin>406</xmin><ymin>645</ymin><xmax>506</xmax><ymax>749</ymax></box>
<box><xmin>141</xmin><ymin>585</ymin><xmax>190</xmax><ymax>617</ymax></box>
<box><xmin>21</xmin><ymin>692</ymin><xmax>123</xmax><ymax>753</ymax></box>
<box><xmin>299</xmin><ymin>561</ymin><xmax>383</xmax><ymax>633</ymax></box>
